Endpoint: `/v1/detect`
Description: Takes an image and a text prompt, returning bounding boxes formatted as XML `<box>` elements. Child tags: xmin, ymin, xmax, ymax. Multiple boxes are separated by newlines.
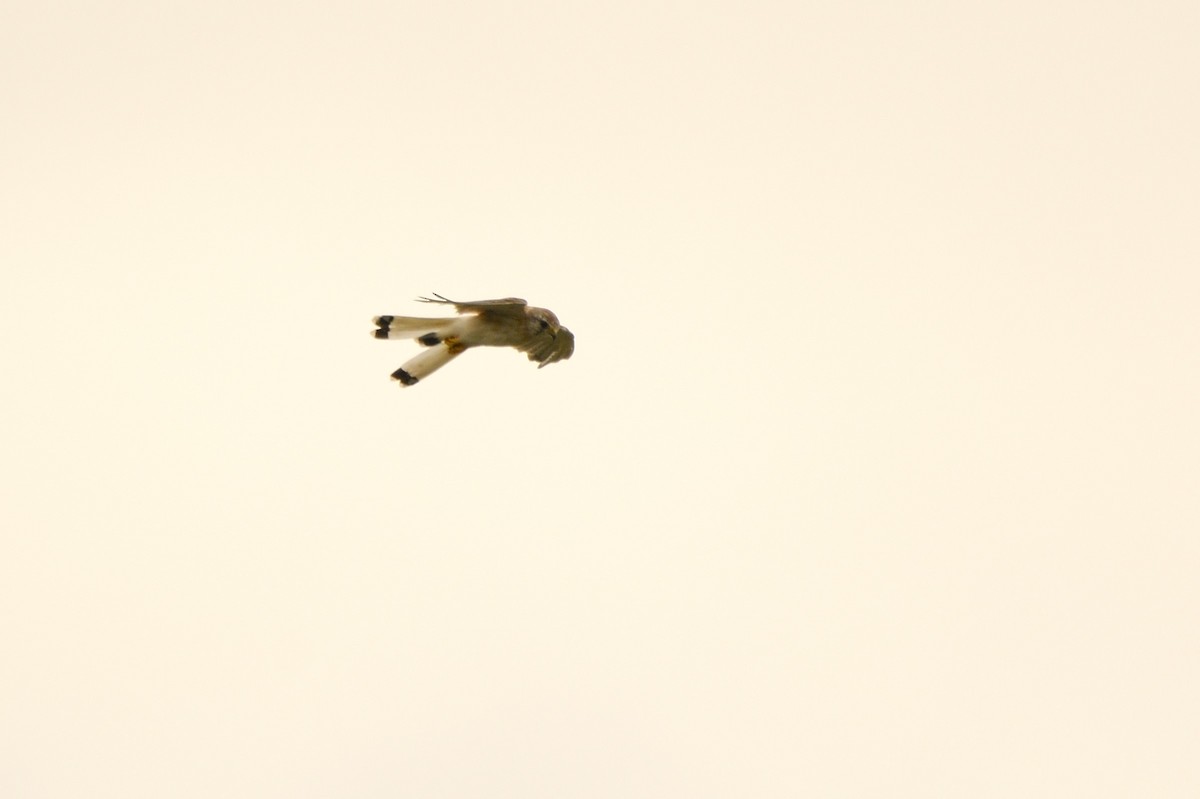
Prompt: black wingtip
<box><xmin>373</xmin><ymin>316</ymin><xmax>395</xmax><ymax>339</ymax></box>
<box><xmin>417</xmin><ymin>332</ymin><xmax>441</xmax><ymax>346</ymax></box>
<box><xmin>391</xmin><ymin>368</ymin><xmax>419</xmax><ymax>386</ymax></box>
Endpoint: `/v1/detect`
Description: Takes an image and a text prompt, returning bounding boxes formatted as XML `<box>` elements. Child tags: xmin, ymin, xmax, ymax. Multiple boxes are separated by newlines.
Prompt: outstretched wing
<box><xmin>417</xmin><ymin>293</ymin><xmax>528</xmax><ymax>317</ymax></box>
<box><xmin>526</xmin><ymin>326</ymin><xmax>575</xmax><ymax>368</ymax></box>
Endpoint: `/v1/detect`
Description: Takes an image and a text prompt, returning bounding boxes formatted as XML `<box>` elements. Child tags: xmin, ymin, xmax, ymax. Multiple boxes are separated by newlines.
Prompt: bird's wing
<box><xmin>417</xmin><ymin>293</ymin><xmax>528</xmax><ymax>317</ymax></box>
<box><xmin>529</xmin><ymin>326</ymin><xmax>575</xmax><ymax>368</ymax></box>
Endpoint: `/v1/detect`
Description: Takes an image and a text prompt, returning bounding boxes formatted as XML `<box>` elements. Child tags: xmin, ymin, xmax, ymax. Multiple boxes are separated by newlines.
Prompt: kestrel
<box><xmin>372</xmin><ymin>294</ymin><xmax>575</xmax><ymax>386</ymax></box>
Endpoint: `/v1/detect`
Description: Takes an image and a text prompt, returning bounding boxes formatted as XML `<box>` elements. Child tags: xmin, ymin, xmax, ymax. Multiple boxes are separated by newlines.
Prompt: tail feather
<box><xmin>391</xmin><ymin>344</ymin><xmax>464</xmax><ymax>386</ymax></box>
<box><xmin>373</xmin><ymin>315</ymin><xmax>459</xmax><ymax>340</ymax></box>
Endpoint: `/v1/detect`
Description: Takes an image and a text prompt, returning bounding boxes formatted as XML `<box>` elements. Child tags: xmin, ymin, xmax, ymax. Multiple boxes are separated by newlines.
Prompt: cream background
<box><xmin>2</xmin><ymin>1</ymin><xmax>1198</xmax><ymax>796</ymax></box>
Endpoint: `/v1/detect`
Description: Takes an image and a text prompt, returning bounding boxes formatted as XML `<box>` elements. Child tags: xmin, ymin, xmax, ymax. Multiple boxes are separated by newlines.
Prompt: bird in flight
<box><xmin>372</xmin><ymin>294</ymin><xmax>575</xmax><ymax>386</ymax></box>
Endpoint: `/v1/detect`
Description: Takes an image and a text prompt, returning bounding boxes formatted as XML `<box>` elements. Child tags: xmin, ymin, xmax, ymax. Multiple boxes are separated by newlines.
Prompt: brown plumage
<box><xmin>372</xmin><ymin>294</ymin><xmax>575</xmax><ymax>386</ymax></box>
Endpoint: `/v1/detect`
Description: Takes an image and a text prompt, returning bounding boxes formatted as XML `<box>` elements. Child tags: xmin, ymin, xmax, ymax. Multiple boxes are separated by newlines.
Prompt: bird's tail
<box><xmin>390</xmin><ymin>341</ymin><xmax>466</xmax><ymax>386</ymax></box>
<box><xmin>372</xmin><ymin>315</ymin><xmax>460</xmax><ymax>341</ymax></box>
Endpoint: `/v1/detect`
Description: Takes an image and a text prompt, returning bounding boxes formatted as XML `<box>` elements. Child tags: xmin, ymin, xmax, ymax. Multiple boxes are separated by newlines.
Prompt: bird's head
<box><xmin>529</xmin><ymin>307</ymin><xmax>561</xmax><ymax>336</ymax></box>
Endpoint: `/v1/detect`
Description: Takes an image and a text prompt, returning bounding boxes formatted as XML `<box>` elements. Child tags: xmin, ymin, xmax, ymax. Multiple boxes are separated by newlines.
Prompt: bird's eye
<box><xmin>538</xmin><ymin>319</ymin><xmax>549</xmax><ymax>330</ymax></box>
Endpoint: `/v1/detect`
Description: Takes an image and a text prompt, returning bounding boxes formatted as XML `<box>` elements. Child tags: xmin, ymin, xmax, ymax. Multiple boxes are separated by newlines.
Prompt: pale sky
<box><xmin>3</xmin><ymin>2</ymin><xmax>1198</xmax><ymax>797</ymax></box>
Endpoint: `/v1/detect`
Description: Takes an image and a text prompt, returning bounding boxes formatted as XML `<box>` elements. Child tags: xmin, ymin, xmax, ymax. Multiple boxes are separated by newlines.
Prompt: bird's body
<box><xmin>372</xmin><ymin>294</ymin><xmax>574</xmax><ymax>386</ymax></box>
